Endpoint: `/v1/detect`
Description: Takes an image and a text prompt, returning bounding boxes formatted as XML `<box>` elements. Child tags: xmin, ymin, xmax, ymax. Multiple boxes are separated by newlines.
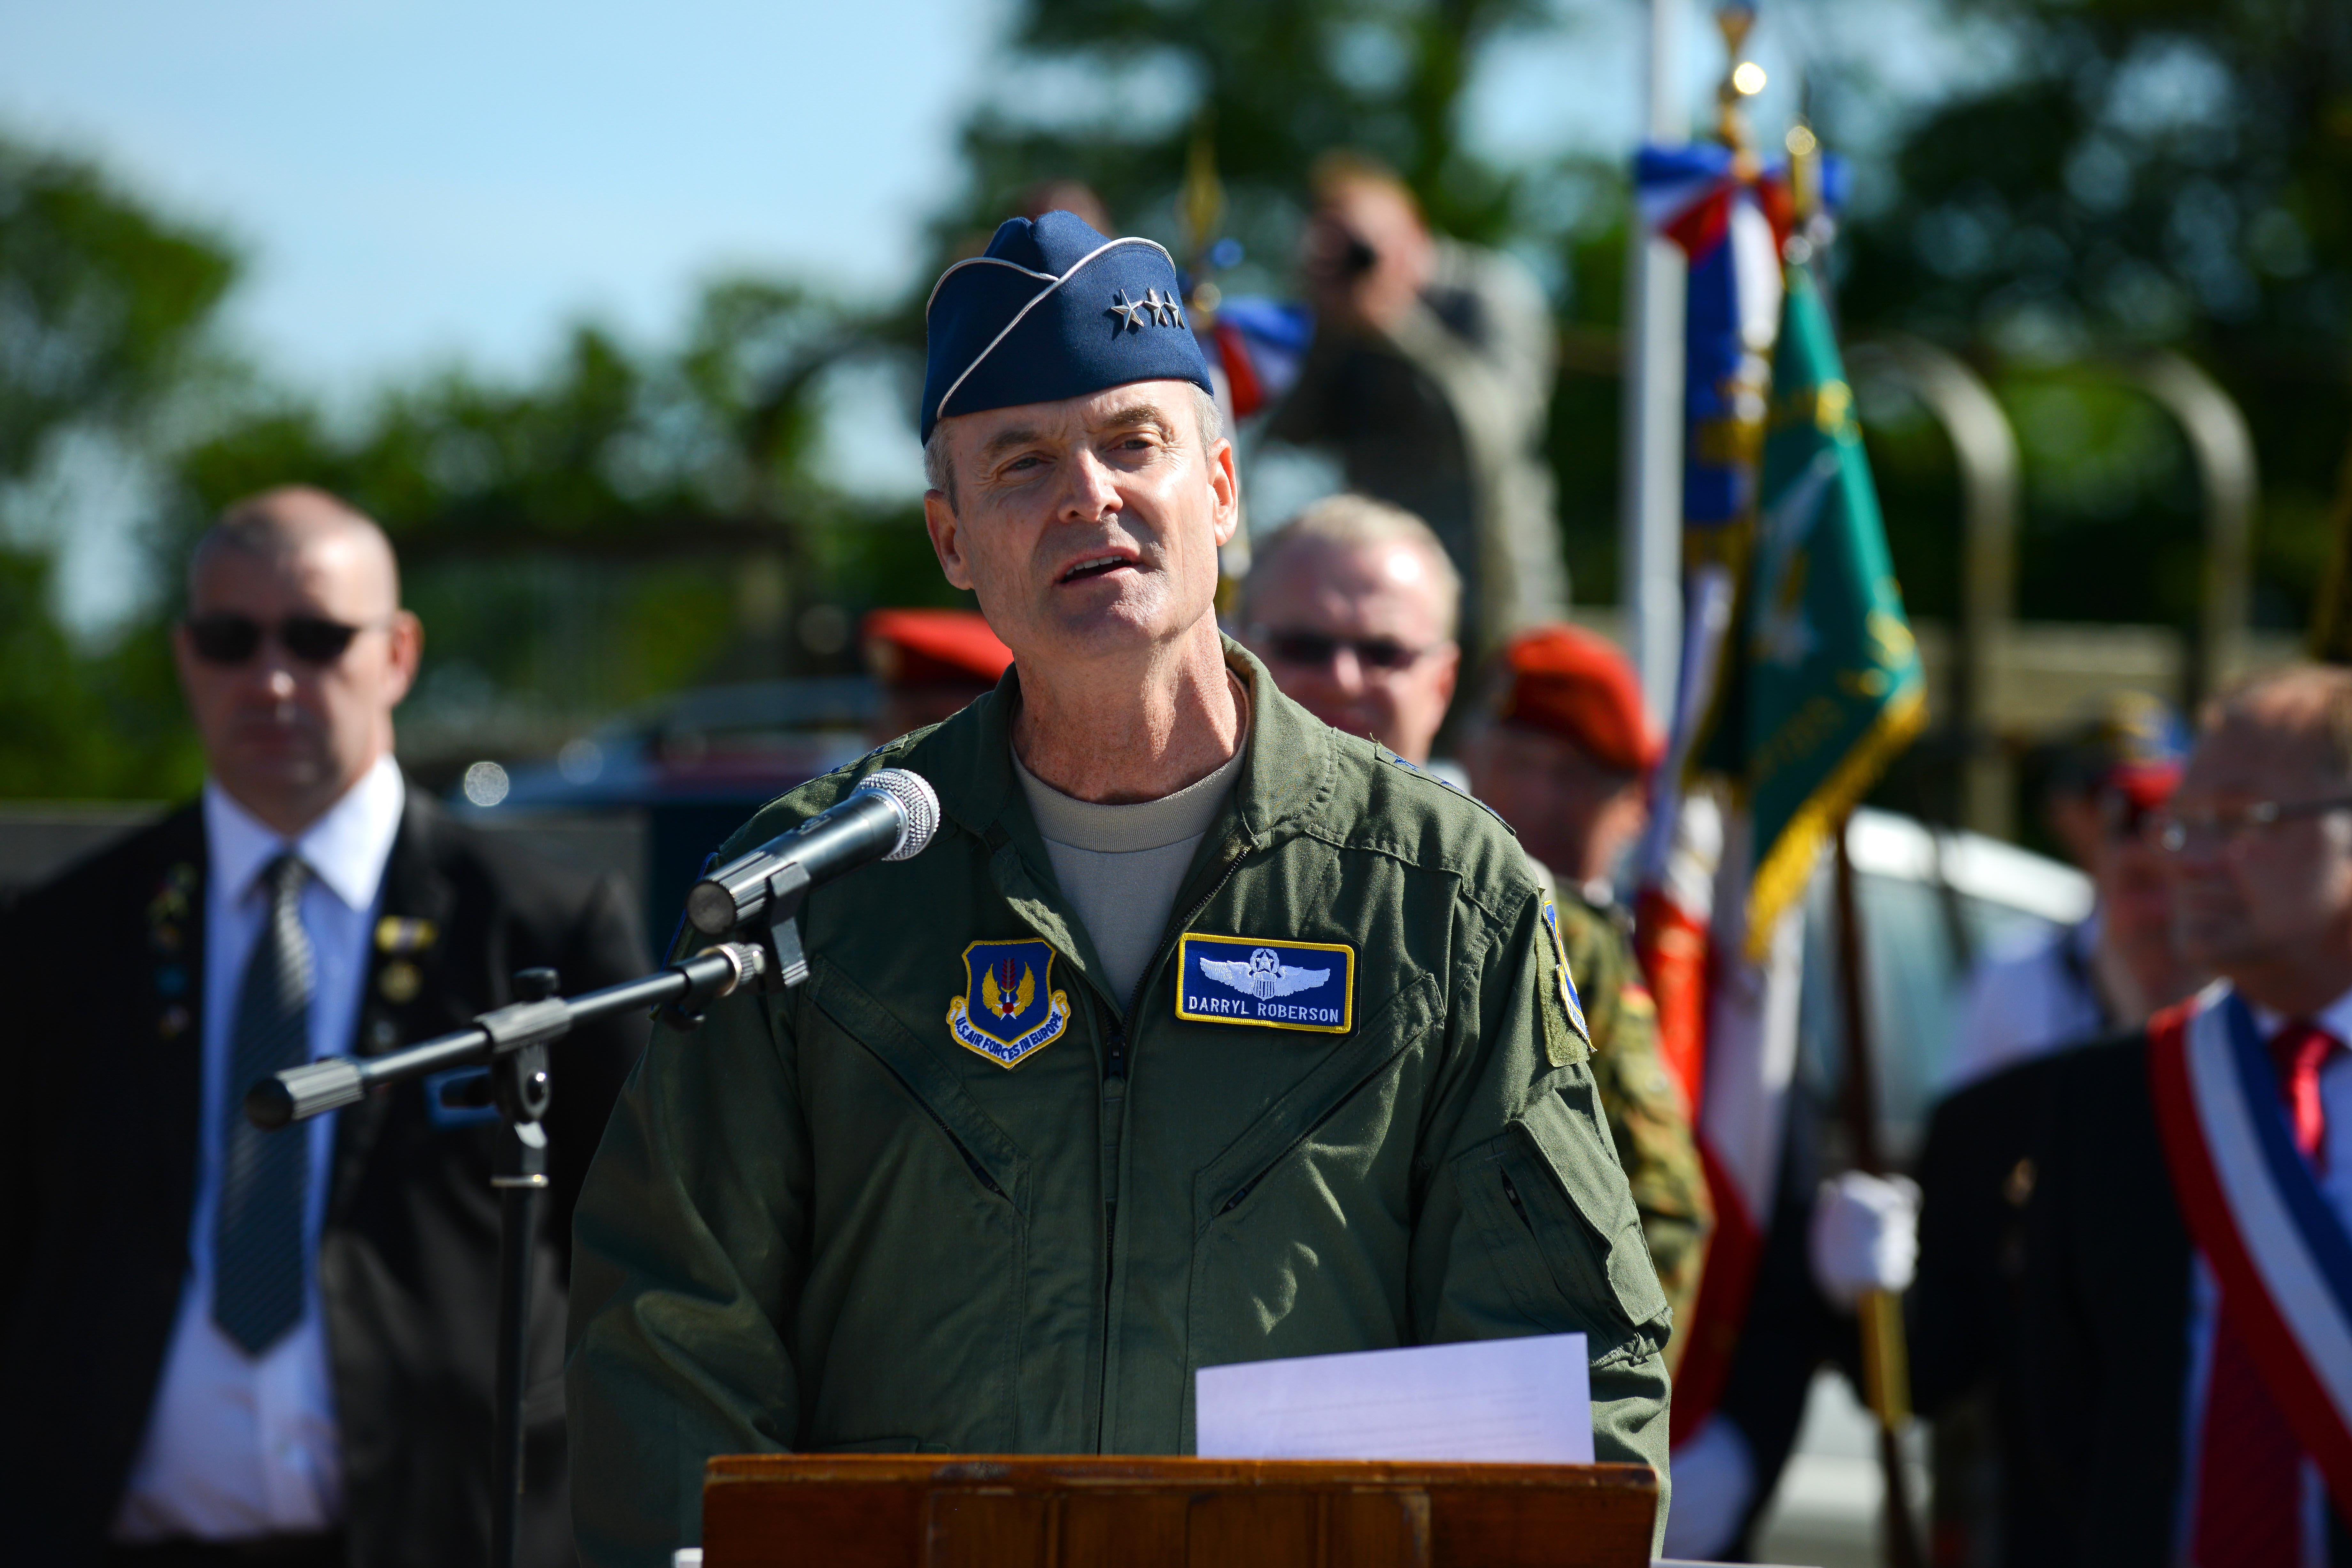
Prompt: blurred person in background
<box><xmin>1461</xmin><ymin>624</ymin><xmax>1655</xmax><ymax>906</ymax></box>
<box><xmin>1459</xmin><ymin>623</ymin><xmax>1712</xmax><ymax>1360</ymax></box>
<box><xmin>1907</xmin><ymin>691</ymin><xmax>2203</xmax><ymax>1565</ymax></box>
<box><xmin>2019</xmin><ymin>664</ymin><xmax>2352</xmax><ymax>1563</ymax></box>
<box><xmin>1014</xmin><ymin>179</ymin><xmax>1113</xmax><ymax>236</ymax></box>
<box><xmin>862</xmin><ymin>606</ymin><xmax>1015</xmax><ymax>745</ymax></box>
<box><xmin>0</xmin><ymin>487</ymin><xmax>646</xmax><ymax>1568</ymax></box>
<box><xmin>1236</xmin><ymin>493</ymin><xmax>1460</xmax><ymax>767</ymax></box>
<box><xmin>1948</xmin><ymin>691</ymin><xmax>2200</xmax><ymax>1090</ymax></box>
<box><xmin>1265</xmin><ymin>150</ymin><xmax>1567</xmax><ymax>665</ymax></box>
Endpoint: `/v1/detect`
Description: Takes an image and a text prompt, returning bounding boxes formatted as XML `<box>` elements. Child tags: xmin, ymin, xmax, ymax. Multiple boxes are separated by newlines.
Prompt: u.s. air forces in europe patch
<box><xmin>1175</xmin><ymin>933</ymin><xmax>1355</xmax><ymax>1033</ymax></box>
<box><xmin>947</xmin><ymin>939</ymin><xmax>1071</xmax><ymax>1068</ymax></box>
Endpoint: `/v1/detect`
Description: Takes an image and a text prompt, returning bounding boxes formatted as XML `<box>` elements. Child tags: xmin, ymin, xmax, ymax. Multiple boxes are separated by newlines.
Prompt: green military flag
<box><xmin>1702</xmin><ymin>262</ymin><xmax>1927</xmax><ymax>958</ymax></box>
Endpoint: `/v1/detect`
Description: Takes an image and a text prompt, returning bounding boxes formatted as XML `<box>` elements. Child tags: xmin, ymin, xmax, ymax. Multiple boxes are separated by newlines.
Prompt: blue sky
<box><xmin>0</xmin><ymin>0</ymin><xmax>1007</xmax><ymax>386</ymax></box>
<box><xmin>0</xmin><ymin>0</ymin><xmax>1957</xmax><ymax>629</ymax></box>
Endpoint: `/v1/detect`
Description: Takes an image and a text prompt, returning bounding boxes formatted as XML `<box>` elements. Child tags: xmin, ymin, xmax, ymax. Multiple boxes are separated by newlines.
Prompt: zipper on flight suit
<box><xmin>1092</xmin><ymin>834</ymin><xmax>1251</xmax><ymax>1450</ymax></box>
<box><xmin>1500</xmin><ymin>1168</ymin><xmax>1534</xmax><ymax>1234</ymax></box>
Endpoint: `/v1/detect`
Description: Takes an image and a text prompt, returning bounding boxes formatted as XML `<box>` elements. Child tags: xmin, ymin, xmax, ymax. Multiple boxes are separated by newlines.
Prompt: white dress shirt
<box><xmin>2170</xmin><ymin>985</ymin><xmax>2352</xmax><ymax>1566</ymax></box>
<box><xmin>1945</xmin><ymin>912</ymin><xmax>2108</xmax><ymax>1092</ymax></box>
<box><xmin>113</xmin><ymin>756</ymin><xmax>405</xmax><ymax>1542</ymax></box>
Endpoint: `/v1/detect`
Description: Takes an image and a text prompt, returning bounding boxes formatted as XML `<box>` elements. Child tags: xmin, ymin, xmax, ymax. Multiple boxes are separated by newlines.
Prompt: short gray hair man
<box><xmin>1240</xmin><ymin>493</ymin><xmax>1462</xmax><ymax>764</ymax></box>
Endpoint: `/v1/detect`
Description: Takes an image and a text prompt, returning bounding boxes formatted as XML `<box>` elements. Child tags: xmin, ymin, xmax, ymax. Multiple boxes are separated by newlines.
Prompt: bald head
<box><xmin>175</xmin><ymin>485</ymin><xmax>421</xmax><ymax>836</ymax></box>
<box><xmin>190</xmin><ymin>486</ymin><xmax>401</xmax><ymax>615</ymax></box>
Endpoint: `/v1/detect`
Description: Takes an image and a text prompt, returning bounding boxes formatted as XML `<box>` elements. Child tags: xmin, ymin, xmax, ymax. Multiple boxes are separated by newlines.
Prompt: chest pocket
<box><xmin>1190</xmin><ymin>972</ymin><xmax>1441</xmax><ymax>1229</ymax></box>
<box><xmin>1455</xmin><ymin>1071</ymin><xmax>1672</xmax><ymax>1360</ymax></box>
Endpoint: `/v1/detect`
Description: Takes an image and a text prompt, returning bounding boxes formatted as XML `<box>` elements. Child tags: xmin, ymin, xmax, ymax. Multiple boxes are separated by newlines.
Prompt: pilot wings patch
<box><xmin>1176</xmin><ymin>933</ymin><xmax>1354</xmax><ymax>1033</ymax></box>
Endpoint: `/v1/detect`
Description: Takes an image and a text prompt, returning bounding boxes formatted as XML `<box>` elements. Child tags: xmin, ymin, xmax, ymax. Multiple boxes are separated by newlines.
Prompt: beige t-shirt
<box><xmin>1012</xmin><ymin>681</ymin><xmax>1250</xmax><ymax>1005</ymax></box>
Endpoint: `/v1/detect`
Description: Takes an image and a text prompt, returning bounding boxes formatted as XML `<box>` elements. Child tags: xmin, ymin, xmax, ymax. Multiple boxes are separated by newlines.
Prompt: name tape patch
<box><xmin>1175</xmin><ymin>933</ymin><xmax>1355</xmax><ymax>1034</ymax></box>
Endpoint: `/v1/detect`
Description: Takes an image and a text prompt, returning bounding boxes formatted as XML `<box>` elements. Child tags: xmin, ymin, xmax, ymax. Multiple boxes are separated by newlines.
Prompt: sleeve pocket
<box><xmin>1454</xmin><ymin>1090</ymin><xmax>1673</xmax><ymax>1352</ymax></box>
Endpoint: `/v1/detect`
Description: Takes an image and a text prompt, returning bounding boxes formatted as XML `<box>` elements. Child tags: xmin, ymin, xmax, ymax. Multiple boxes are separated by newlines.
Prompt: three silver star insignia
<box><xmin>1108</xmin><ymin>288</ymin><xmax>1185</xmax><ymax>332</ymax></box>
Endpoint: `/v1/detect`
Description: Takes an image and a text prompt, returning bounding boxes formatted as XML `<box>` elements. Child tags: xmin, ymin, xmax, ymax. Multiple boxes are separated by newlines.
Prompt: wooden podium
<box><xmin>700</xmin><ymin>1454</ymin><xmax>1658</xmax><ymax>1568</ymax></box>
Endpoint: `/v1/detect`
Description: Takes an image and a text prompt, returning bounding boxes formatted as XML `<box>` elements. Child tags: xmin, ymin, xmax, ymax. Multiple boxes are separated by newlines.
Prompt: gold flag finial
<box><xmin>1715</xmin><ymin>3</ymin><xmax>1763</xmax><ymax>167</ymax></box>
<box><xmin>1787</xmin><ymin>120</ymin><xmax>1822</xmax><ymax>227</ymax></box>
<box><xmin>1179</xmin><ymin>115</ymin><xmax>1225</xmax><ymax>275</ymax></box>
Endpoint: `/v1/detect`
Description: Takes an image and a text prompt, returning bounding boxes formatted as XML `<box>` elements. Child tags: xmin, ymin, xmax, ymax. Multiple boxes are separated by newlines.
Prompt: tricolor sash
<box><xmin>2149</xmin><ymin>987</ymin><xmax>2352</xmax><ymax>1514</ymax></box>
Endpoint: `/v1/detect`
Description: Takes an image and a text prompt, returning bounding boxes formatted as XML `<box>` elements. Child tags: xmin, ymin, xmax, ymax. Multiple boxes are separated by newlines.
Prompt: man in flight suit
<box><xmin>564</xmin><ymin>211</ymin><xmax>1672</xmax><ymax>1568</ymax></box>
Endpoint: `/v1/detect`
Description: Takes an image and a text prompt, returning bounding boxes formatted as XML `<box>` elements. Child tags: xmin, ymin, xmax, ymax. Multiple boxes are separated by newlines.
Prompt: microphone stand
<box><xmin>243</xmin><ymin>934</ymin><xmax>780</xmax><ymax>1568</ymax></box>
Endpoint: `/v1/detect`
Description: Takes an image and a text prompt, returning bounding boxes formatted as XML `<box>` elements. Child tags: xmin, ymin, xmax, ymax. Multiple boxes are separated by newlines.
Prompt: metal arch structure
<box><xmin>2115</xmin><ymin>350</ymin><xmax>2259</xmax><ymax>710</ymax></box>
<box><xmin>1848</xmin><ymin>336</ymin><xmax>2022</xmax><ymax>839</ymax></box>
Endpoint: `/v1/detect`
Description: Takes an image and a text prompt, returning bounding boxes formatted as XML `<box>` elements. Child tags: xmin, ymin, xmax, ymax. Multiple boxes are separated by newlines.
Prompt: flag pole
<box><xmin>1833</xmin><ymin>818</ymin><xmax>1924</xmax><ymax>1568</ymax></box>
<box><xmin>1620</xmin><ymin>0</ymin><xmax>1688</xmax><ymax>730</ymax></box>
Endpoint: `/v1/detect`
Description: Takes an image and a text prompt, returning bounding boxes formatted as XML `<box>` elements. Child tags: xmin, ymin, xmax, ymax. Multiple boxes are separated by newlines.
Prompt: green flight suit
<box><xmin>565</xmin><ymin>641</ymin><xmax>1672</xmax><ymax>1567</ymax></box>
<box><xmin>1549</xmin><ymin>887</ymin><xmax>1712</xmax><ymax>1364</ymax></box>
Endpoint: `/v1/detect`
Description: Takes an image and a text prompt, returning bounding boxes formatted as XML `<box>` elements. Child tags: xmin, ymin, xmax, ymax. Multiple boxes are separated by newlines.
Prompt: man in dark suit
<box><xmin>2022</xmin><ymin>663</ymin><xmax>2352</xmax><ymax>1565</ymax></box>
<box><xmin>0</xmin><ymin>487</ymin><xmax>646</xmax><ymax>1568</ymax></box>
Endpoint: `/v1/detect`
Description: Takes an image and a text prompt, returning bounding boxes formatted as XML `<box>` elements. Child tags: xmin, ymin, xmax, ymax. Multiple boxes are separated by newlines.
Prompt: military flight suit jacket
<box><xmin>1549</xmin><ymin>886</ymin><xmax>1713</xmax><ymax>1365</ymax></box>
<box><xmin>565</xmin><ymin>642</ymin><xmax>1673</xmax><ymax>1568</ymax></box>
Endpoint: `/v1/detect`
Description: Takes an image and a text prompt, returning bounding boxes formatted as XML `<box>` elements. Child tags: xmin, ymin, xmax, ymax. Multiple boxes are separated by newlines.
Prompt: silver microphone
<box><xmin>685</xmin><ymin>768</ymin><xmax>941</xmax><ymax>936</ymax></box>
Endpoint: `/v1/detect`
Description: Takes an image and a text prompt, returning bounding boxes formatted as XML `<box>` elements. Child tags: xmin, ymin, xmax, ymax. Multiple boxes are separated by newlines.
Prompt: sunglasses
<box><xmin>184</xmin><ymin>612</ymin><xmax>383</xmax><ymax>667</ymax></box>
<box><xmin>1254</xmin><ymin>627</ymin><xmax>1430</xmax><ymax>672</ymax></box>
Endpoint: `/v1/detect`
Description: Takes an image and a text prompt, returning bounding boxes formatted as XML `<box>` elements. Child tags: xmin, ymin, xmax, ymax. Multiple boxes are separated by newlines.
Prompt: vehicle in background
<box><xmin>1757</xmin><ymin>807</ymin><xmax>2091</xmax><ymax>1568</ymax></box>
<box><xmin>448</xmin><ymin>677</ymin><xmax>878</xmax><ymax>946</ymax></box>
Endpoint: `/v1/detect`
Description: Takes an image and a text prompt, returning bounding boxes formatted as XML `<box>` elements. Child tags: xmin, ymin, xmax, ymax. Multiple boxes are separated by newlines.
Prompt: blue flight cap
<box><xmin>921</xmin><ymin>210</ymin><xmax>1214</xmax><ymax>443</ymax></box>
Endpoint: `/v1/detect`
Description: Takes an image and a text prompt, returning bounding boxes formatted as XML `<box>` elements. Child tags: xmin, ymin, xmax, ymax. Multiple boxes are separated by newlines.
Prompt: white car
<box><xmin>1752</xmin><ymin>808</ymin><xmax>2089</xmax><ymax>1568</ymax></box>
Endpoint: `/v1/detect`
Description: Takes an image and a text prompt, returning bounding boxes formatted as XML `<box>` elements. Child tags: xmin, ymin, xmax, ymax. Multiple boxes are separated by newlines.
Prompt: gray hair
<box><xmin>1241</xmin><ymin>493</ymin><xmax>1461</xmax><ymax>640</ymax></box>
<box><xmin>2204</xmin><ymin>663</ymin><xmax>2352</xmax><ymax>785</ymax></box>
<box><xmin>924</xmin><ymin>382</ymin><xmax>1224</xmax><ymax>513</ymax></box>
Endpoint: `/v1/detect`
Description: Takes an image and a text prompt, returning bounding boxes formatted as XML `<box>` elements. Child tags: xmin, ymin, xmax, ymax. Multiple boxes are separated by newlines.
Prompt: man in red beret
<box><xmin>862</xmin><ymin>606</ymin><xmax>1016</xmax><ymax>745</ymax></box>
<box><xmin>1463</xmin><ymin>624</ymin><xmax>1710</xmax><ymax>1358</ymax></box>
<box><xmin>1463</xmin><ymin>623</ymin><xmax>1662</xmax><ymax>900</ymax></box>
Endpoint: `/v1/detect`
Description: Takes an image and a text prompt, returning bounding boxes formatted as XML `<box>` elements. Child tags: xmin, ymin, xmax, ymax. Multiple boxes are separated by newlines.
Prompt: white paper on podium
<box><xmin>1194</xmin><ymin>1333</ymin><xmax>1593</xmax><ymax>1463</ymax></box>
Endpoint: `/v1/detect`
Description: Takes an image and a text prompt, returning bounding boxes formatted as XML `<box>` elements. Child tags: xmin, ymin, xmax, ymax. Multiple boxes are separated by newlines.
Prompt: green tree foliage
<box><xmin>942</xmin><ymin>0</ymin><xmax>1545</xmax><ymax>263</ymax></box>
<box><xmin>0</xmin><ymin>547</ymin><xmax>204</xmax><ymax>799</ymax></box>
<box><xmin>0</xmin><ymin>135</ymin><xmax>237</xmax><ymax>799</ymax></box>
<box><xmin>164</xmin><ymin>280</ymin><xmax>945</xmax><ymax>738</ymax></box>
<box><xmin>1834</xmin><ymin>0</ymin><xmax>2352</xmax><ymax>629</ymax></box>
<box><xmin>0</xmin><ymin>137</ymin><xmax>238</xmax><ymax>479</ymax></box>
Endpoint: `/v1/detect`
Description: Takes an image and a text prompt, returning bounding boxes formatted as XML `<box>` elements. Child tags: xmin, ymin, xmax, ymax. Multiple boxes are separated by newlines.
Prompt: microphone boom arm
<box><xmin>243</xmin><ymin>939</ymin><xmax>768</xmax><ymax>1130</ymax></box>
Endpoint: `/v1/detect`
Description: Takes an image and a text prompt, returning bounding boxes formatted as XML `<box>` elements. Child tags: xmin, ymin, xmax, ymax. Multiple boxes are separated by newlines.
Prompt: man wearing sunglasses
<box><xmin>2011</xmin><ymin>664</ymin><xmax>2352</xmax><ymax>1563</ymax></box>
<box><xmin>1238</xmin><ymin>493</ymin><xmax>1462</xmax><ymax>767</ymax></box>
<box><xmin>0</xmin><ymin>486</ymin><xmax>646</xmax><ymax>1568</ymax></box>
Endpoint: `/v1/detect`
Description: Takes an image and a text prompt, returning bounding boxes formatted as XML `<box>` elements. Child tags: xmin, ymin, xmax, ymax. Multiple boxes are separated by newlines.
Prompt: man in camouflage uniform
<box><xmin>1463</xmin><ymin>623</ymin><xmax>1712</xmax><ymax>1360</ymax></box>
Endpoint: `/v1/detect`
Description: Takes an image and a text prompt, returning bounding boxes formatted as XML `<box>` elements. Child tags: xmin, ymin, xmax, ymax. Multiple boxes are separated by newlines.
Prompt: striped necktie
<box><xmin>2190</xmin><ymin>1019</ymin><xmax>2341</xmax><ymax>1565</ymax></box>
<box><xmin>212</xmin><ymin>852</ymin><xmax>315</xmax><ymax>1356</ymax></box>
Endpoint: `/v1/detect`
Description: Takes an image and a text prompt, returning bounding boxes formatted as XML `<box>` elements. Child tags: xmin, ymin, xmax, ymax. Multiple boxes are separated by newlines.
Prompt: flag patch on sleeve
<box><xmin>1541</xmin><ymin>900</ymin><xmax>1592</xmax><ymax>1046</ymax></box>
<box><xmin>1175</xmin><ymin>934</ymin><xmax>1355</xmax><ymax>1034</ymax></box>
